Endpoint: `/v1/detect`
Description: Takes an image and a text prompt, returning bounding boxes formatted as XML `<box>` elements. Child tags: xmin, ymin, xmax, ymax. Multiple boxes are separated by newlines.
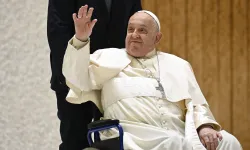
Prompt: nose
<box><xmin>131</xmin><ymin>30</ymin><xmax>139</xmax><ymax>38</ymax></box>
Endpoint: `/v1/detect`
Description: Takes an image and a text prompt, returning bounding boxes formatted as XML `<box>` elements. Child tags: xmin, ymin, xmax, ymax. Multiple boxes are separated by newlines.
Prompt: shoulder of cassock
<box><xmin>90</xmin><ymin>48</ymin><xmax>132</xmax><ymax>69</ymax></box>
<box><xmin>157</xmin><ymin>51</ymin><xmax>208</xmax><ymax>106</ymax></box>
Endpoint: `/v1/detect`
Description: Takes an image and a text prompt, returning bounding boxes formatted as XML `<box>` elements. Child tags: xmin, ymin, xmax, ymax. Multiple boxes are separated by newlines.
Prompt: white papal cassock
<box><xmin>62</xmin><ymin>37</ymin><xmax>242</xmax><ymax>150</ymax></box>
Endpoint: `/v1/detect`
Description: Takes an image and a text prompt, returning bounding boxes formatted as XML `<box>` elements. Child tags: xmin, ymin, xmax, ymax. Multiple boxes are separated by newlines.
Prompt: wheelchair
<box><xmin>87</xmin><ymin>119</ymin><xmax>124</xmax><ymax>150</ymax></box>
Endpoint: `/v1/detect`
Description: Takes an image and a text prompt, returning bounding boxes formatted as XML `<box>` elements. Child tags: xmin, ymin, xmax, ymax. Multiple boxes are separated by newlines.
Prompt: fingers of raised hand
<box><xmin>75</xmin><ymin>5</ymin><xmax>94</xmax><ymax>21</ymax></box>
<box><xmin>82</xmin><ymin>5</ymin><xmax>88</xmax><ymax>18</ymax></box>
<box><xmin>72</xmin><ymin>13</ymin><xmax>77</xmax><ymax>22</ymax></box>
<box><xmin>89</xmin><ymin>19</ymin><xmax>97</xmax><ymax>28</ymax></box>
<box><xmin>86</xmin><ymin>7</ymin><xmax>94</xmax><ymax>19</ymax></box>
<box><xmin>77</xmin><ymin>5</ymin><xmax>85</xmax><ymax>18</ymax></box>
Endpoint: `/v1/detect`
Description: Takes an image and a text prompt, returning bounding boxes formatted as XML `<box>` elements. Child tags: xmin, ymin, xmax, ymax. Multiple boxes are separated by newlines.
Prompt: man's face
<box><xmin>125</xmin><ymin>12</ymin><xmax>161</xmax><ymax>57</ymax></box>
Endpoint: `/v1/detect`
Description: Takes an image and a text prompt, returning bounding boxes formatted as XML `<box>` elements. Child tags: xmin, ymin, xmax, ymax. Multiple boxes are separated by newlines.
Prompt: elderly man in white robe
<box><xmin>62</xmin><ymin>5</ymin><xmax>242</xmax><ymax>150</ymax></box>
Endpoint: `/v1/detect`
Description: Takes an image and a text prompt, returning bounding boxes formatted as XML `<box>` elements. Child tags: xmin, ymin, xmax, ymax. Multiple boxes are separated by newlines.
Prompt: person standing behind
<box><xmin>47</xmin><ymin>0</ymin><xmax>142</xmax><ymax>149</ymax></box>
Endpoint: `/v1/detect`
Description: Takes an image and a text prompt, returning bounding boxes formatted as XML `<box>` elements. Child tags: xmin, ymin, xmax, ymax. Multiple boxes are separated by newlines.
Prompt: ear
<box><xmin>154</xmin><ymin>32</ymin><xmax>162</xmax><ymax>44</ymax></box>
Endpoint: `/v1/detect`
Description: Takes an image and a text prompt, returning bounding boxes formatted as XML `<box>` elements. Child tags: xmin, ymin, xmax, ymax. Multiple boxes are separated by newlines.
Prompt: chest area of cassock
<box><xmin>101</xmin><ymin>54</ymin><xmax>192</xmax><ymax>110</ymax></box>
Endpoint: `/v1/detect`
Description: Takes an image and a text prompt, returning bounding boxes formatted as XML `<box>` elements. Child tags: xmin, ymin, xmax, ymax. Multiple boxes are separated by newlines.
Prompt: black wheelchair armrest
<box><xmin>88</xmin><ymin>119</ymin><xmax>120</xmax><ymax>130</ymax></box>
<box><xmin>87</xmin><ymin>119</ymin><xmax>124</xmax><ymax>150</ymax></box>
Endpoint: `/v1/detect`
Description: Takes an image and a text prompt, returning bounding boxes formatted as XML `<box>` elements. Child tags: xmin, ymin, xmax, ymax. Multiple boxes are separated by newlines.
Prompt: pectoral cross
<box><xmin>156</xmin><ymin>80</ymin><xmax>166</xmax><ymax>99</ymax></box>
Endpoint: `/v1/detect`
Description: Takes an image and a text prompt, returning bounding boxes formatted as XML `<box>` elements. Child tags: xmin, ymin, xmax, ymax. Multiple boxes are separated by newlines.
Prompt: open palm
<box><xmin>73</xmin><ymin>5</ymin><xmax>97</xmax><ymax>41</ymax></box>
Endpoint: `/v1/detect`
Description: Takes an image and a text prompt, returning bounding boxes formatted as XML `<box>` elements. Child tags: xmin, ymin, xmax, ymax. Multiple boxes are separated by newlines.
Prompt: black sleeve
<box><xmin>47</xmin><ymin>0</ymin><xmax>76</xmax><ymax>79</ymax></box>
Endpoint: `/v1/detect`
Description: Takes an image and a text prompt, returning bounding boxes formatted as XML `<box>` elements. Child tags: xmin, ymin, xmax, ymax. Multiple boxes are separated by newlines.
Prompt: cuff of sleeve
<box><xmin>72</xmin><ymin>35</ymin><xmax>89</xmax><ymax>49</ymax></box>
<box><xmin>196</xmin><ymin>121</ymin><xmax>222</xmax><ymax>131</ymax></box>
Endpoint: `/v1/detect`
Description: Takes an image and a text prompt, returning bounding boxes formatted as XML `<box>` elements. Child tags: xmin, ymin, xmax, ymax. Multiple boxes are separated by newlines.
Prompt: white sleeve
<box><xmin>62</xmin><ymin>36</ymin><xmax>124</xmax><ymax>91</ymax></box>
<box><xmin>62</xmin><ymin>37</ymin><xmax>94</xmax><ymax>91</ymax></box>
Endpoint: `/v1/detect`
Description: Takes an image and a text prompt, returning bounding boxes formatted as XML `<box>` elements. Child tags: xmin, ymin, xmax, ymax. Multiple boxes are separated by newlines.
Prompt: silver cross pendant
<box><xmin>156</xmin><ymin>80</ymin><xmax>166</xmax><ymax>99</ymax></box>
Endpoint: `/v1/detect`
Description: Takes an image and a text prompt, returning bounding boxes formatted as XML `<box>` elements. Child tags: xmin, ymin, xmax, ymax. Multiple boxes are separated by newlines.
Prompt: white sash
<box><xmin>101</xmin><ymin>77</ymin><xmax>162</xmax><ymax>110</ymax></box>
<box><xmin>101</xmin><ymin>77</ymin><xmax>192</xmax><ymax>110</ymax></box>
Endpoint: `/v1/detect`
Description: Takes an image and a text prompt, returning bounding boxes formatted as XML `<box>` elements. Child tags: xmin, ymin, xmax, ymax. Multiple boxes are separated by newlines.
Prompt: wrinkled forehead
<box><xmin>128</xmin><ymin>12</ymin><xmax>155</xmax><ymax>28</ymax></box>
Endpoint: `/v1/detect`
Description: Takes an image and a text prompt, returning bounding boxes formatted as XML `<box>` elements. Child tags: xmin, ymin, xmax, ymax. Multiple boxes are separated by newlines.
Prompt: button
<box><xmin>162</xmin><ymin>120</ymin><xmax>166</xmax><ymax>124</ymax></box>
<box><xmin>158</xmin><ymin>105</ymin><xmax>162</xmax><ymax>108</ymax></box>
<box><xmin>145</xmin><ymin>69</ymin><xmax>151</xmax><ymax>73</ymax></box>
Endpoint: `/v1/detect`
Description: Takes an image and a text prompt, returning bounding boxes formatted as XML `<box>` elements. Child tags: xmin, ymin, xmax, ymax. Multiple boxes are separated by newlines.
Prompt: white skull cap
<box><xmin>137</xmin><ymin>10</ymin><xmax>161</xmax><ymax>31</ymax></box>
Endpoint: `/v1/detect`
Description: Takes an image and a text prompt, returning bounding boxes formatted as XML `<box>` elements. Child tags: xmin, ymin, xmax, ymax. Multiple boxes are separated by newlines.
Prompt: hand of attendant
<box><xmin>73</xmin><ymin>5</ymin><xmax>97</xmax><ymax>42</ymax></box>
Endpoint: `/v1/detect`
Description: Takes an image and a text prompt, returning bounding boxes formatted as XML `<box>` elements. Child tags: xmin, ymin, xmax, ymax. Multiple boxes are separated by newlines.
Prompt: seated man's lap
<box><xmin>216</xmin><ymin>130</ymin><xmax>242</xmax><ymax>150</ymax></box>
